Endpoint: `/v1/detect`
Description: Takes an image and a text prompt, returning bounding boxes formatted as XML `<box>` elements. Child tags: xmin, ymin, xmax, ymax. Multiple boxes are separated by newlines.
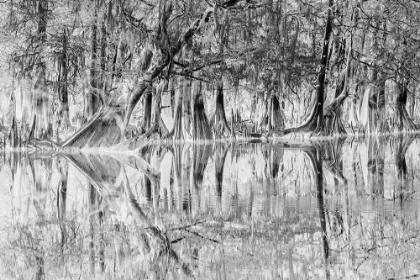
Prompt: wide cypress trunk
<box><xmin>323</xmin><ymin>76</ymin><xmax>347</xmax><ymax>135</ymax></box>
<box><xmin>149</xmin><ymin>79</ymin><xmax>169</xmax><ymax>137</ymax></box>
<box><xmin>395</xmin><ymin>81</ymin><xmax>417</xmax><ymax>131</ymax></box>
<box><xmin>210</xmin><ymin>82</ymin><xmax>231</xmax><ymax>138</ymax></box>
<box><xmin>267</xmin><ymin>94</ymin><xmax>284</xmax><ymax>132</ymax></box>
<box><xmin>368</xmin><ymin>80</ymin><xmax>387</xmax><ymax>133</ymax></box>
<box><xmin>192</xmin><ymin>81</ymin><xmax>211</xmax><ymax>141</ymax></box>
<box><xmin>284</xmin><ymin>0</ymin><xmax>334</xmax><ymax>135</ymax></box>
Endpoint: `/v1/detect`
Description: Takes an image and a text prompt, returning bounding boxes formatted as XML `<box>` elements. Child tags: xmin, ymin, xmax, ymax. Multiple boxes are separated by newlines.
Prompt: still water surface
<box><xmin>0</xmin><ymin>136</ymin><xmax>420</xmax><ymax>279</ymax></box>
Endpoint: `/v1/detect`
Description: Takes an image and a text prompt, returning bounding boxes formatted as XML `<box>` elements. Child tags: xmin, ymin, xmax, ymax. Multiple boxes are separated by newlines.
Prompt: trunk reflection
<box><xmin>1</xmin><ymin>136</ymin><xmax>420</xmax><ymax>279</ymax></box>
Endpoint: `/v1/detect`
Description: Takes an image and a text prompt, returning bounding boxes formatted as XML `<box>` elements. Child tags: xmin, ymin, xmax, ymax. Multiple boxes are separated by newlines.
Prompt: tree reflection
<box><xmin>3</xmin><ymin>137</ymin><xmax>420</xmax><ymax>278</ymax></box>
<box><xmin>394</xmin><ymin>135</ymin><xmax>415</xmax><ymax>200</ymax></box>
<box><xmin>170</xmin><ymin>143</ymin><xmax>212</xmax><ymax>214</ymax></box>
<box><xmin>322</xmin><ymin>138</ymin><xmax>347</xmax><ymax>188</ymax></box>
<box><xmin>359</xmin><ymin>137</ymin><xmax>385</xmax><ymax>197</ymax></box>
<box><xmin>303</xmin><ymin>144</ymin><xmax>331</xmax><ymax>280</ymax></box>
<box><xmin>214</xmin><ymin>143</ymin><xmax>228</xmax><ymax>202</ymax></box>
<box><xmin>56</xmin><ymin>157</ymin><xmax>68</xmax><ymax>259</ymax></box>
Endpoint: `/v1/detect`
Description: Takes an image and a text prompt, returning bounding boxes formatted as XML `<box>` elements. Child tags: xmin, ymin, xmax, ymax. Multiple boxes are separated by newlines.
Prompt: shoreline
<box><xmin>2</xmin><ymin>130</ymin><xmax>419</xmax><ymax>155</ymax></box>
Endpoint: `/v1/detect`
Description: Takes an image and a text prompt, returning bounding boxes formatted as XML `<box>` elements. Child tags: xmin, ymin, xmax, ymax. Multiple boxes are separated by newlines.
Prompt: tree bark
<box><xmin>267</xmin><ymin>94</ymin><xmax>284</xmax><ymax>132</ymax></box>
<box><xmin>182</xmin><ymin>77</ymin><xmax>193</xmax><ymax>140</ymax></box>
<box><xmin>192</xmin><ymin>81</ymin><xmax>211</xmax><ymax>141</ymax></box>
<box><xmin>99</xmin><ymin>21</ymin><xmax>107</xmax><ymax>97</ymax></box>
<box><xmin>141</xmin><ymin>88</ymin><xmax>153</xmax><ymax>133</ymax></box>
<box><xmin>86</xmin><ymin>10</ymin><xmax>100</xmax><ymax>119</ymax></box>
<box><xmin>283</xmin><ymin>0</ymin><xmax>334</xmax><ymax>135</ymax></box>
<box><xmin>395</xmin><ymin>81</ymin><xmax>417</xmax><ymax>131</ymax></box>
<box><xmin>323</xmin><ymin>75</ymin><xmax>347</xmax><ymax>135</ymax></box>
<box><xmin>34</xmin><ymin>0</ymin><xmax>50</xmax><ymax>139</ymax></box>
<box><xmin>58</xmin><ymin>29</ymin><xmax>69</xmax><ymax>130</ymax></box>
<box><xmin>60</xmin><ymin>105</ymin><xmax>124</xmax><ymax>148</ymax></box>
<box><xmin>9</xmin><ymin>117</ymin><xmax>19</xmax><ymax>149</ymax></box>
<box><xmin>210</xmin><ymin>82</ymin><xmax>231</xmax><ymax>138</ymax></box>
<box><xmin>170</xmin><ymin>77</ymin><xmax>184</xmax><ymax>140</ymax></box>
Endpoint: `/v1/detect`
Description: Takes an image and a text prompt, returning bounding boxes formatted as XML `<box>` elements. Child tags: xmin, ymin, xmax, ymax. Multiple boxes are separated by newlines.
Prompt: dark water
<box><xmin>1</xmin><ymin>136</ymin><xmax>420</xmax><ymax>279</ymax></box>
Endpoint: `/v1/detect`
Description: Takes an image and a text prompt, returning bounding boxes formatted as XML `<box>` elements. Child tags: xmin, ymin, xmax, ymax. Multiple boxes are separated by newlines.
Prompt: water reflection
<box><xmin>1</xmin><ymin>136</ymin><xmax>420</xmax><ymax>278</ymax></box>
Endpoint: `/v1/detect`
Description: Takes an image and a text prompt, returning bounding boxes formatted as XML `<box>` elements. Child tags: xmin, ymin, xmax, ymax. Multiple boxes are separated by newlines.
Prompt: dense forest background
<box><xmin>0</xmin><ymin>0</ymin><xmax>419</xmax><ymax>148</ymax></box>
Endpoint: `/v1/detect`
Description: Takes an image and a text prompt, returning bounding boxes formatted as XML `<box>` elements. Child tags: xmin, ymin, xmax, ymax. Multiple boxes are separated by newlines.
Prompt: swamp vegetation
<box><xmin>0</xmin><ymin>0</ymin><xmax>420</xmax><ymax>149</ymax></box>
<box><xmin>1</xmin><ymin>1</ymin><xmax>420</xmax><ymax>279</ymax></box>
<box><xmin>0</xmin><ymin>136</ymin><xmax>420</xmax><ymax>278</ymax></box>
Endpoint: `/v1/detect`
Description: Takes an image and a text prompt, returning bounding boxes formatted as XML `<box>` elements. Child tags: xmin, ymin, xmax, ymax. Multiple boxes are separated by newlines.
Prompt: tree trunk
<box><xmin>267</xmin><ymin>94</ymin><xmax>284</xmax><ymax>132</ymax></box>
<box><xmin>395</xmin><ymin>81</ymin><xmax>417</xmax><ymax>131</ymax></box>
<box><xmin>348</xmin><ymin>97</ymin><xmax>358</xmax><ymax>128</ymax></box>
<box><xmin>171</xmin><ymin>77</ymin><xmax>184</xmax><ymax>140</ymax></box>
<box><xmin>151</xmin><ymin>81</ymin><xmax>163</xmax><ymax>128</ymax></box>
<box><xmin>210</xmin><ymin>82</ymin><xmax>231</xmax><ymax>138</ymax></box>
<box><xmin>283</xmin><ymin>0</ymin><xmax>333</xmax><ymax>135</ymax></box>
<box><xmin>151</xmin><ymin>80</ymin><xmax>169</xmax><ymax>136</ymax></box>
<box><xmin>124</xmin><ymin>81</ymin><xmax>170</xmax><ymax>149</ymax></box>
<box><xmin>34</xmin><ymin>0</ymin><xmax>50</xmax><ymax>139</ymax></box>
<box><xmin>99</xmin><ymin>21</ymin><xmax>107</xmax><ymax>94</ymax></box>
<box><xmin>192</xmin><ymin>81</ymin><xmax>211</xmax><ymax>141</ymax></box>
<box><xmin>58</xmin><ymin>29</ymin><xmax>69</xmax><ymax>130</ymax></box>
<box><xmin>34</xmin><ymin>68</ymin><xmax>50</xmax><ymax>139</ymax></box>
<box><xmin>323</xmin><ymin>75</ymin><xmax>347</xmax><ymax>135</ymax></box>
<box><xmin>85</xmin><ymin>11</ymin><xmax>100</xmax><ymax>119</ymax></box>
<box><xmin>182</xmin><ymin>77</ymin><xmax>193</xmax><ymax>140</ymax></box>
<box><xmin>9</xmin><ymin>117</ymin><xmax>19</xmax><ymax>149</ymax></box>
<box><xmin>141</xmin><ymin>88</ymin><xmax>153</xmax><ymax>133</ymax></box>
<box><xmin>60</xmin><ymin>104</ymin><xmax>124</xmax><ymax>148</ymax></box>
<box><xmin>371</xmin><ymin>81</ymin><xmax>387</xmax><ymax>133</ymax></box>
